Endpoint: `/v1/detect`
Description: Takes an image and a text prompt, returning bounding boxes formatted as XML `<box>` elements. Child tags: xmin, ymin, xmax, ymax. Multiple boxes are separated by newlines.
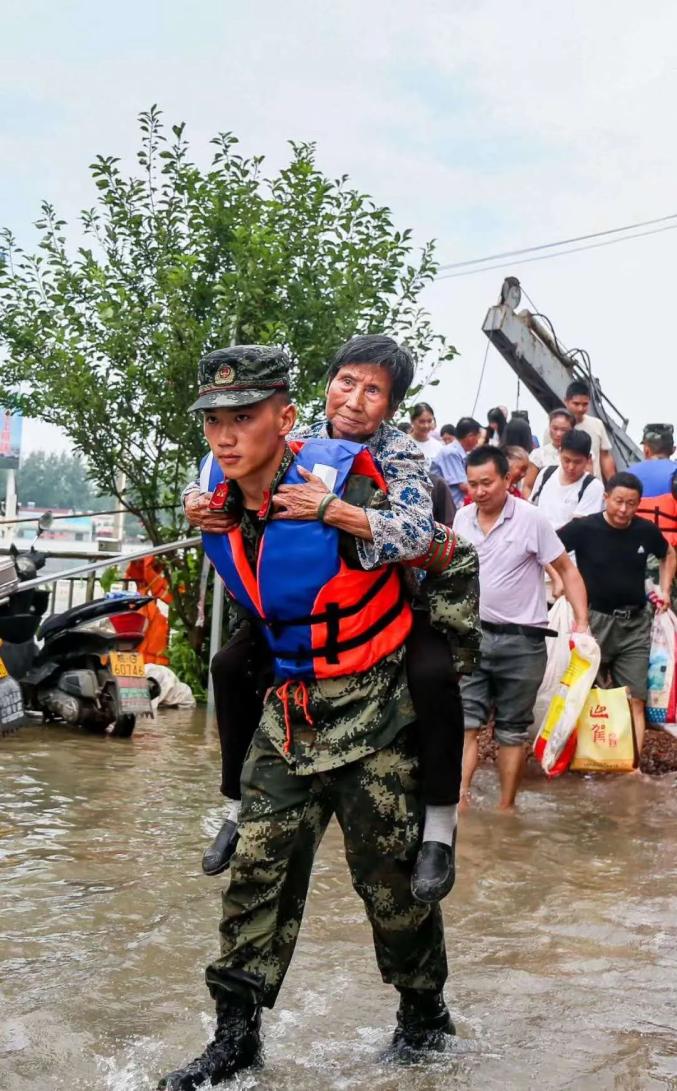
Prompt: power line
<box><xmin>437</xmin><ymin>212</ymin><xmax>677</xmax><ymax>272</ymax></box>
<box><xmin>436</xmin><ymin>223</ymin><xmax>677</xmax><ymax>280</ymax></box>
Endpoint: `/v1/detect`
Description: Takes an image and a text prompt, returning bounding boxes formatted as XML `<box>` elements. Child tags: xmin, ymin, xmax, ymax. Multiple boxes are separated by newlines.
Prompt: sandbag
<box><xmin>570</xmin><ymin>687</ymin><xmax>636</xmax><ymax>773</ymax></box>
<box><xmin>532</xmin><ymin>597</ymin><xmax>574</xmax><ymax>731</ymax></box>
<box><xmin>533</xmin><ymin>634</ymin><xmax>601</xmax><ymax>777</ymax></box>
<box><xmin>646</xmin><ymin>609</ymin><xmax>676</xmax><ymax>725</ymax></box>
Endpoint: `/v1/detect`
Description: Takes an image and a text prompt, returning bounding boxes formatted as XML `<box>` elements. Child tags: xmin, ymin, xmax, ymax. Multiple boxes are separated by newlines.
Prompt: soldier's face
<box><xmin>203</xmin><ymin>398</ymin><xmax>297</xmax><ymax>480</ymax></box>
<box><xmin>326</xmin><ymin>364</ymin><xmax>393</xmax><ymax>440</ymax></box>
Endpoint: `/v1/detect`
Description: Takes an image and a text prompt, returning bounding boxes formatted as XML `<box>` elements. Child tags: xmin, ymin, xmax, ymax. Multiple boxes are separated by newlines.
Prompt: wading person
<box><xmin>633</xmin><ymin>424</ymin><xmax>677</xmax><ymax>610</ymax></box>
<box><xmin>504</xmin><ymin>445</ymin><xmax>530</xmax><ymax>497</ymax></box>
<box><xmin>160</xmin><ymin>347</ymin><xmax>456</xmax><ymax>1089</ymax></box>
<box><xmin>530</xmin><ymin>430</ymin><xmax>604</xmax><ymax>532</ymax></box>
<box><xmin>522</xmin><ymin>408</ymin><xmax>574</xmax><ymax>499</ymax></box>
<box><xmin>557</xmin><ymin>472</ymin><xmax>676</xmax><ymax>756</ymax></box>
<box><xmin>453</xmin><ymin>447</ymin><xmax>588</xmax><ymax>811</ymax></box>
<box><xmin>409</xmin><ymin>400</ymin><xmax>443</xmax><ymax>463</ymax></box>
<box><xmin>187</xmin><ymin>338</ymin><xmax>475</xmax><ymax>902</ymax></box>
<box><xmin>563</xmin><ymin>380</ymin><xmax>616</xmax><ymax>481</ymax></box>
<box><xmin>431</xmin><ymin>416</ymin><xmax>482</xmax><ymax>507</ymax></box>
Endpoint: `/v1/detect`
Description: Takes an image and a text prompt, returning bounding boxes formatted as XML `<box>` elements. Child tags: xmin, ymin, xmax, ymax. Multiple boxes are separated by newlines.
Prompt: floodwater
<box><xmin>1</xmin><ymin>711</ymin><xmax>676</xmax><ymax>1091</ymax></box>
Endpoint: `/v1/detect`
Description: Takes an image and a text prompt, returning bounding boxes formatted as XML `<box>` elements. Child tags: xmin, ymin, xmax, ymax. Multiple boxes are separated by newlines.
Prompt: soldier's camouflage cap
<box><xmin>190</xmin><ymin>345</ymin><xmax>290</xmax><ymax>412</ymax></box>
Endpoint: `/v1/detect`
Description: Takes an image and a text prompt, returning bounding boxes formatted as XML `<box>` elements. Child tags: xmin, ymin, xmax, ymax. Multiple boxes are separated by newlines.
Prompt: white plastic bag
<box><xmin>532</xmin><ymin>597</ymin><xmax>574</xmax><ymax>732</ymax></box>
<box><xmin>646</xmin><ymin>610</ymin><xmax>676</xmax><ymax>725</ymax></box>
<box><xmin>534</xmin><ymin>634</ymin><xmax>601</xmax><ymax>775</ymax></box>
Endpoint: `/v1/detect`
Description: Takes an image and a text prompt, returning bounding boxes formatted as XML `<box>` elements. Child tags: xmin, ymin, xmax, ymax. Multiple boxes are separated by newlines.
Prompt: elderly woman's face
<box><xmin>325</xmin><ymin>363</ymin><xmax>393</xmax><ymax>440</ymax></box>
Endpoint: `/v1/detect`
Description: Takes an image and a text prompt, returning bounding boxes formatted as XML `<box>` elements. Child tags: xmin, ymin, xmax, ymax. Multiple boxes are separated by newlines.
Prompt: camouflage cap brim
<box><xmin>189</xmin><ymin>387</ymin><xmax>280</xmax><ymax>413</ymax></box>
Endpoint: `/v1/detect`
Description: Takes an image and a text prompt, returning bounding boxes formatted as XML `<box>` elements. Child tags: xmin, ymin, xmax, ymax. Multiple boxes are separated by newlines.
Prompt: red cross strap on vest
<box><xmin>202</xmin><ymin>438</ymin><xmax>413</xmax><ymax>688</ymax></box>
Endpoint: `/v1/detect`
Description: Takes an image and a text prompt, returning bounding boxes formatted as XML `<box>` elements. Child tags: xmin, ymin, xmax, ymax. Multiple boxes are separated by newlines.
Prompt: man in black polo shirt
<box><xmin>558</xmin><ymin>472</ymin><xmax>676</xmax><ymax>755</ymax></box>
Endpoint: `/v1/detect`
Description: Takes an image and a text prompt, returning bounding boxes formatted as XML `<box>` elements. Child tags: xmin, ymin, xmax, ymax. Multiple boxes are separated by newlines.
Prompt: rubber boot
<box><xmin>157</xmin><ymin>998</ymin><xmax>262</xmax><ymax>1089</ymax></box>
<box><xmin>391</xmin><ymin>988</ymin><xmax>455</xmax><ymax>1056</ymax></box>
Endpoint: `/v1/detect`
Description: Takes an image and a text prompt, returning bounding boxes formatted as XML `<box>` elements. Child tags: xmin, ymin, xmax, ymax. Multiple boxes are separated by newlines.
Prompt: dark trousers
<box><xmin>211</xmin><ymin>623</ymin><xmax>266</xmax><ymax>800</ymax></box>
<box><xmin>211</xmin><ymin>613</ymin><xmax>464</xmax><ymax>806</ymax></box>
<box><xmin>406</xmin><ymin>610</ymin><xmax>464</xmax><ymax>805</ymax></box>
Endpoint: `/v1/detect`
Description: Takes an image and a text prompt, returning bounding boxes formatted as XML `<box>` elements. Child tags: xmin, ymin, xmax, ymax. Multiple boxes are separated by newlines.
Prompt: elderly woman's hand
<box><xmin>271</xmin><ymin>466</ymin><xmax>330</xmax><ymax>521</ymax></box>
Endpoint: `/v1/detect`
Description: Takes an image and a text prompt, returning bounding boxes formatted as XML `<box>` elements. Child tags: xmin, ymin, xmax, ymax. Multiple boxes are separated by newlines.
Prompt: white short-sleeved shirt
<box><xmin>413</xmin><ymin>436</ymin><xmax>444</xmax><ymax>465</ymax></box>
<box><xmin>531</xmin><ymin>467</ymin><xmax>605</xmax><ymax>530</ymax></box>
<box><xmin>575</xmin><ymin>416</ymin><xmax>612</xmax><ymax>479</ymax></box>
<box><xmin>529</xmin><ymin>442</ymin><xmax>560</xmax><ymax>472</ymax></box>
<box><xmin>453</xmin><ymin>495</ymin><xmax>565</xmax><ymax>626</ymax></box>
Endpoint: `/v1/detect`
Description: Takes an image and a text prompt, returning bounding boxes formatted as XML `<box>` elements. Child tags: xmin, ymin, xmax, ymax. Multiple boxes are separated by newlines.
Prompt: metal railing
<box><xmin>0</xmin><ymin>536</ymin><xmax>221</xmax><ymax>710</ymax></box>
<box><xmin>0</xmin><ymin>547</ymin><xmax>131</xmax><ymax>617</ymax></box>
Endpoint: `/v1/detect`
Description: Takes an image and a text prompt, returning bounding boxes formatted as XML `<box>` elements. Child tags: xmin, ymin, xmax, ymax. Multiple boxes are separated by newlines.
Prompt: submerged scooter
<box><xmin>0</xmin><ymin>513</ymin><xmax>155</xmax><ymax>738</ymax></box>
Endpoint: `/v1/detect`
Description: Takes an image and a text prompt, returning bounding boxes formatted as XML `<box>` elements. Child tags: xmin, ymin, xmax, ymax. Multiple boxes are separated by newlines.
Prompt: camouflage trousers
<box><xmin>205</xmin><ymin>726</ymin><xmax>448</xmax><ymax>1009</ymax></box>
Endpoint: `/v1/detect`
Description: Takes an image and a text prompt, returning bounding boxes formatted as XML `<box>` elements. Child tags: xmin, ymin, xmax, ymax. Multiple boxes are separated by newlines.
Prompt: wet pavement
<box><xmin>1</xmin><ymin>710</ymin><xmax>676</xmax><ymax>1090</ymax></box>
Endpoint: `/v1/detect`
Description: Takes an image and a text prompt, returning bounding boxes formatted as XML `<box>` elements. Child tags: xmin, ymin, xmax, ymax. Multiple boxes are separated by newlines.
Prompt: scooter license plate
<box><xmin>109</xmin><ymin>652</ymin><xmax>145</xmax><ymax>678</ymax></box>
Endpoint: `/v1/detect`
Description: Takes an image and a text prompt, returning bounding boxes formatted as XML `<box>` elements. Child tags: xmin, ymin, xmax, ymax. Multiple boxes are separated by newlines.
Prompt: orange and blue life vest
<box><xmin>633</xmin><ymin>459</ymin><xmax>677</xmax><ymax>547</ymax></box>
<box><xmin>201</xmin><ymin>438</ymin><xmax>412</xmax><ymax>683</ymax></box>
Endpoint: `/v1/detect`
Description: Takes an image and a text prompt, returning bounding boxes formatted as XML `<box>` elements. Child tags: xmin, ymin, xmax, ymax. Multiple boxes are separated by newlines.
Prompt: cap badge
<box><xmin>214</xmin><ymin>364</ymin><xmax>235</xmax><ymax>385</ymax></box>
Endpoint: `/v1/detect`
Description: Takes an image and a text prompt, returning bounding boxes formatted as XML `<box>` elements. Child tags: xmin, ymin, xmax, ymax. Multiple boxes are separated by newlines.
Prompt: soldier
<box><xmin>187</xmin><ymin>337</ymin><xmax>480</xmax><ymax>903</ymax></box>
<box><xmin>159</xmin><ymin>347</ymin><xmax>452</xmax><ymax>1089</ymax></box>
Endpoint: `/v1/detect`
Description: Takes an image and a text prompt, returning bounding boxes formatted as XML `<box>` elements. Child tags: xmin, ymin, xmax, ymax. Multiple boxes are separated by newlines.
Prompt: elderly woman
<box><xmin>185</xmin><ymin>335</ymin><xmax>469</xmax><ymax>904</ymax></box>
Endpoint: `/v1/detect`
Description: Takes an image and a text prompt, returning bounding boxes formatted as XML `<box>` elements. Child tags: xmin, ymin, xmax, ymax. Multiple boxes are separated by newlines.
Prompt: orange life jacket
<box><xmin>202</xmin><ymin>438</ymin><xmax>412</xmax><ymax>683</ymax></box>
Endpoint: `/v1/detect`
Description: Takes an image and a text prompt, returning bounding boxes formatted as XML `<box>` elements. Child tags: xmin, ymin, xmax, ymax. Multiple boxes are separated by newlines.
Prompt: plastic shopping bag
<box><xmin>667</xmin><ymin>623</ymin><xmax>677</xmax><ymax>725</ymax></box>
<box><xmin>646</xmin><ymin>609</ymin><xmax>677</xmax><ymax>725</ymax></box>
<box><xmin>532</xmin><ymin>597</ymin><xmax>574</xmax><ymax>730</ymax></box>
<box><xmin>533</xmin><ymin>634</ymin><xmax>601</xmax><ymax>777</ymax></box>
<box><xmin>570</xmin><ymin>687</ymin><xmax>636</xmax><ymax>773</ymax></box>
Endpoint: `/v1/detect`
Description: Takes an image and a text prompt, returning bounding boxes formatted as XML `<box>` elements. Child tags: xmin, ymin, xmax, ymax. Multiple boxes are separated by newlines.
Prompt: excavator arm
<box><xmin>482</xmin><ymin>277</ymin><xmax>641</xmax><ymax>469</ymax></box>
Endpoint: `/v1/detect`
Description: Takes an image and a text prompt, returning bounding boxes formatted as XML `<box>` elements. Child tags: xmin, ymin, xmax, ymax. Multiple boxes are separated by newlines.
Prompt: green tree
<box><xmin>0</xmin><ymin>106</ymin><xmax>456</xmax><ymax>673</ymax></box>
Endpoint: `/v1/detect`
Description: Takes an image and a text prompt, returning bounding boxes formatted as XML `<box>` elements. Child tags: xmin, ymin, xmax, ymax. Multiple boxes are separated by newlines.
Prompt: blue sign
<box><xmin>0</xmin><ymin>411</ymin><xmax>22</xmax><ymax>469</ymax></box>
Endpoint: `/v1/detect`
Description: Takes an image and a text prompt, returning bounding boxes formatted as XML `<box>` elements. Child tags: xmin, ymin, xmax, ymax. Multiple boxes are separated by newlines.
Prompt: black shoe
<box><xmin>157</xmin><ymin>1001</ymin><xmax>262</xmax><ymax>1089</ymax></box>
<box><xmin>411</xmin><ymin>830</ymin><xmax>456</xmax><ymax>903</ymax></box>
<box><xmin>201</xmin><ymin>819</ymin><xmax>239</xmax><ymax>877</ymax></box>
<box><xmin>391</xmin><ymin>989</ymin><xmax>455</xmax><ymax>1056</ymax></box>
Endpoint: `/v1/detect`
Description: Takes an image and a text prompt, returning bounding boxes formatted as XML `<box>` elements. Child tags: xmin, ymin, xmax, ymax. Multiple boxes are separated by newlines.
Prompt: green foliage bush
<box><xmin>0</xmin><ymin>106</ymin><xmax>455</xmax><ymax>687</ymax></box>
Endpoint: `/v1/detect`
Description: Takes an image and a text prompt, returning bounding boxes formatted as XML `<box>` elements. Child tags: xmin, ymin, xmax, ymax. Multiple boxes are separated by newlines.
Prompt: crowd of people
<box><xmin>401</xmin><ymin>384</ymin><xmax>676</xmax><ymax>777</ymax></box>
<box><xmin>157</xmin><ymin>340</ymin><xmax>676</xmax><ymax>1089</ymax></box>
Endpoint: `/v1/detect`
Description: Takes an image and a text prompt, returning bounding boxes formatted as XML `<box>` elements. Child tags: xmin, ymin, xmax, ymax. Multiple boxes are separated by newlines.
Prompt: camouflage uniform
<box><xmin>206</xmin><ymin>718</ymin><xmax>447</xmax><ymax>1008</ymax></box>
<box><xmin>202</xmin><ymin>445</ymin><xmax>447</xmax><ymax>1010</ymax></box>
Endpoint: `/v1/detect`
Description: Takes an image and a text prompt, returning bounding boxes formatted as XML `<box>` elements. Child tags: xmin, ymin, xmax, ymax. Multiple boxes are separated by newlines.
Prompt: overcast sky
<box><xmin>2</xmin><ymin>0</ymin><xmax>677</xmax><ymax>454</ymax></box>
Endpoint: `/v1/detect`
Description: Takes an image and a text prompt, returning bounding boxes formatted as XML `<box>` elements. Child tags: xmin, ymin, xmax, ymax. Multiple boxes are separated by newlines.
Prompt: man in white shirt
<box><xmin>564</xmin><ymin>380</ymin><xmax>616</xmax><ymax>481</ymax></box>
<box><xmin>522</xmin><ymin>408</ymin><xmax>574</xmax><ymax>498</ymax></box>
<box><xmin>530</xmin><ymin>430</ymin><xmax>605</xmax><ymax>530</ymax></box>
<box><xmin>453</xmin><ymin>447</ymin><xmax>588</xmax><ymax>811</ymax></box>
